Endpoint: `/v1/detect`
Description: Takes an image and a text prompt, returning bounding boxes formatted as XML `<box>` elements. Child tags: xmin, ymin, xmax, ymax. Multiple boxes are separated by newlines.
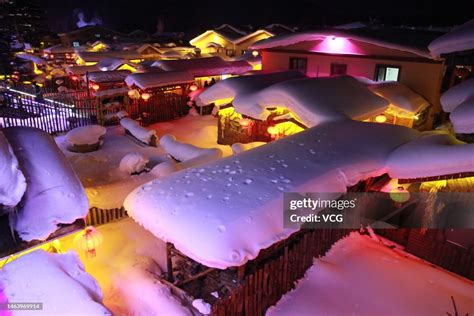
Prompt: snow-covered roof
<box><xmin>96</xmin><ymin>57</ymin><xmax>130</xmax><ymax>71</ymax></box>
<box><xmin>86</xmin><ymin>70</ymin><xmax>131</xmax><ymax>83</ymax></box>
<box><xmin>2</xmin><ymin>127</ymin><xmax>89</xmax><ymax>242</ymax></box>
<box><xmin>368</xmin><ymin>81</ymin><xmax>430</xmax><ymax>113</ymax></box>
<box><xmin>232</xmin><ymin>76</ymin><xmax>389</xmax><ymax>126</ymax></box>
<box><xmin>196</xmin><ymin>70</ymin><xmax>306</xmax><ymax>106</ymax></box>
<box><xmin>76</xmin><ymin>50</ymin><xmax>142</xmax><ymax>62</ymax></box>
<box><xmin>234</xmin><ymin>29</ymin><xmax>274</xmax><ymax>45</ymax></box>
<box><xmin>152</xmin><ymin>57</ymin><xmax>252</xmax><ymax>77</ymax></box>
<box><xmin>440</xmin><ymin>78</ymin><xmax>474</xmax><ymax>112</ymax></box>
<box><xmin>251</xmin><ymin>29</ymin><xmax>434</xmax><ymax>59</ymax></box>
<box><xmin>450</xmin><ymin>99</ymin><xmax>474</xmax><ymax>134</ymax></box>
<box><xmin>125</xmin><ymin>71</ymin><xmax>194</xmax><ymax>90</ymax></box>
<box><xmin>93</xmin><ymin>86</ymin><xmax>130</xmax><ymax>98</ymax></box>
<box><xmin>43</xmin><ymin>44</ymin><xmax>75</xmax><ymax>54</ymax></box>
<box><xmin>0</xmin><ymin>250</ymin><xmax>110</xmax><ymax>314</ymax></box>
<box><xmin>386</xmin><ymin>131</ymin><xmax>474</xmax><ymax>180</ymax></box>
<box><xmin>15</xmin><ymin>53</ymin><xmax>47</xmax><ymax>65</ymax></box>
<box><xmin>429</xmin><ymin>19</ymin><xmax>474</xmax><ymax>56</ymax></box>
<box><xmin>65</xmin><ymin>65</ymin><xmax>100</xmax><ymax>75</ymax></box>
<box><xmin>124</xmin><ymin>120</ymin><xmax>419</xmax><ymax>269</ymax></box>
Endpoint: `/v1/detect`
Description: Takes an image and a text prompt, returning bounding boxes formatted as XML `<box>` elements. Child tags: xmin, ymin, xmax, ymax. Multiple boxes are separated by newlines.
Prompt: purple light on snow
<box><xmin>312</xmin><ymin>36</ymin><xmax>361</xmax><ymax>55</ymax></box>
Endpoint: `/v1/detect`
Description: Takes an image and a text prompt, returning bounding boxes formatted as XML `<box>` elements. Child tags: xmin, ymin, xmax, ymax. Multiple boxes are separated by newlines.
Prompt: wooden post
<box><xmin>166</xmin><ymin>242</ymin><xmax>174</xmax><ymax>283</ymax></box>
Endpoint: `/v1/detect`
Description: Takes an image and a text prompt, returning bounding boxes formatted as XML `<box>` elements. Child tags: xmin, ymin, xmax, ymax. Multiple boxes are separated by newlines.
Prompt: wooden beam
<box><xmin>175</xmin><ymin>268</ymin><xmax>216</xmax><ymax>287</ymax></box>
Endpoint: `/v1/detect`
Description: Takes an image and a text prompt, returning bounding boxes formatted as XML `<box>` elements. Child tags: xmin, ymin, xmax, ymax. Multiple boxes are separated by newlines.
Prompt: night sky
<box><xmin>44</xmin><ymin>0</ymin><xmax>473</xmax><ymax>35</ymax></box>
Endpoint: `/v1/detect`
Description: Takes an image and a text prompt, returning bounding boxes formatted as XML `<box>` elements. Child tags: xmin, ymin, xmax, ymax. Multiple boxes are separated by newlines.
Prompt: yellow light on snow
<box><xmin>0</xmin><ymin>239</ymin><xmax>62</xmax><ymax>268</ymax></box>
<box><xmin>375</xmin><ymin>114</ymin><xmax>387</xmax><ymax>123</ymax></box>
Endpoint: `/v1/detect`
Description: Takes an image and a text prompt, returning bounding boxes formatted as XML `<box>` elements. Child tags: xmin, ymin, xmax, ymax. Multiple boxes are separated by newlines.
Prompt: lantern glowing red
<box><xmin>74</xmin><ymin>226</ymin><xmax>103</xmax><ymax>258</ymax></box>
<box><xmin>375</xmin><ymin>114</ymin><xmax>387</xmax><ymax>123</ymax></box>
<box><xmin>91</xmin><ymin>84</ymin><xmax>100</xmax><ymax>91</ymax></box>
<box><xmin>189</xmin><ymin>84</ymin><xmax>198</xmax><ymax>92</ymax></box>
<box><xmin>70</xmin><ymin>75</ymin><xmax>78</xmax><ymax>81</ymax></box>
<box><xmin>141</xmin><ymin>92</ymin><xmax>151</xmax><ymax>101</ymax></box>
<box><xmin>239</xmin><ymin>118</ymin><xmax>251</xmax><ymax>127</ymax></box>
<box><xmin>252</xmin><ymin>50</ymin><xmax>259</xmax><ymax>57</ymax></box>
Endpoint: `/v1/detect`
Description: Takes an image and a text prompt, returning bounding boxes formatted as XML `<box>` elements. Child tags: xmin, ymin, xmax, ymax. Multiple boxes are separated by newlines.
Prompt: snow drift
<box><xmin>368</xmin><ymin>81</ymin><xmax>430</xmax><ymax>113</ymax></box>
<box><xmin>386</xmin><ymin>131</ymin><xmax>474</xmax><ymax>180</ymax></box>
<box><xmin>429</xmin><ymin>19</ymin><xmax>474</xmax><ymax>56</ymax></box>
<box><xmin>66</xmin><ymin>125</ymin><xmax>106</xmax><ymax>146</ymax></box>
<box><xmin>119</xmin><ymin>153</ymin><xmax>149</xmax><ymax>175</ymax></box>
<box><xmin>440</xmin><ymin>78</ymin><xmax>474</xmax><ymax>113</ymax></box>
<box><xmin>2</xmin><ymin>127</ymin><xmax>89</xmax><ymax>241</ymax></box>
<box><xmin>0</xmin><ymin>132</ymin><xmax>26</xmax><ymax>207</ymax></box>
<box><xmin>120</xmin><ymin>118</ymin><xmax>157</xmax><ymax>144</ymax></box>
<box><xmin>159</xmin><ymin>134</ymin><xmax>223</xmax><ymax>162</ymax></box>
<box><xmin>450</xmin><ymin>99</ymin><xmax>474</xmax><ymax>134</ymax></box>
<box><xmin>0</xmin><ymin>250</ymin><xmax>110</xmax><ymax>315</ymax></box>
<box><xmin>232</xmin><ymin>76</ymin><xmax>389</xmax><ymax>127</ymax></box>
<box><xmin>125</xmin><ymin>121</ymin><xmax>419</xmax><ymax>269</ymax></box>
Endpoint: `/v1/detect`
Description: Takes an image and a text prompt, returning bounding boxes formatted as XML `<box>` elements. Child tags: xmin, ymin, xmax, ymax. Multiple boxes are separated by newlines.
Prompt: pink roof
<box><xmin>125</xmin><ymin>71</ymin><xmax>194</xmax><ymax>90</ymax></box>
<box><xmin>152</xmin><ymin>57</ymin><xmax>252</xmax><ymax>77</ymax></box>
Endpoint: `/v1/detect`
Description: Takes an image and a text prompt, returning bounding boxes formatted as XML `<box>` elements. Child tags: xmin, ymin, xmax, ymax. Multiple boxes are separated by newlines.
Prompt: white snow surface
<box><xmin>160</xmin><ymin>134</ymin><xmax>223</xmax><ymax>162</ymax></box>
<box><xmin>450</xmin><ymin>99</ymin><xmax>474</xmax><ymax>134</ymax></box>
<box><xmin>3</xmin><ymin>127</ymin><xmax>88</xmax><ymax>241</ymax></box>
<box><xmin>233</xmin><ymin>76</ymin><xmax>389</xmax><ymax>126</ymax></box>
<box><xmin>429</xmin><ymin>19</ymin><xmax>474</xmax><ymax>56</ymax></box>
<box><xmin>386</xmin><ymin>131</ymin><xmax>474</xmax><ymax>180</ymax></box>
<box><xmin>0</xmin><ymin>132</ymin><xmax>26</xmax><ymax>207</ymax></box>
<box><xmin>66</xmin><ymin>125</ymin><xmax>106</xmax><ymax>146</ymax></box>
<box><xmin>231</xmin><ymin>142</ymin><xmax>267</xmax><ymax>155</ymax></box>
<box><xmin>440</xmin><ymin>78</ymin><xmax>474</xmax><ymax>113</ymax></box>
<box><xmin>368</xmin><ymin>81</ymin><xmax>430</xmax><ymax>113</ymax></box>
<box><xmin>124</xmin><ymin>120</ymin><xmax>419</xmax><ymax>269</ymax></box>
<box><xmin>120</xmin><ymin>118</ymin><xmax>157</xmax><ymax>143</ymax></box>
<box><xmin>251</xmin><ymin>30</ymin><xmax>432</xmax><ymax>58</ymax></box>
<box><xmin>0</xmin><ymin>250</ymin><xmax>110</xmax><ymax>315</ymax></box>
<box><xmin>267</xmin><ymin>233</ymin><xmax>474</xmax><ymax>316</ymax></box>
<box><xmin>195</xmin><ymin>71</ymin><xmax>306</xmax><ymax>106</ymax></box>
<box><xmin>119</xmin><ymin>153</ymin><xmax>149</xmax><ymax>175</ymax></box>
<box><xmin>125</xmin><ymin>71</ymin><xmax>194</xmax><ymax>90</ymax></box>
<box><xmin>192</xmin><ymin>299</ymin><xmax>211</xmax><ymax>315</ymax></box>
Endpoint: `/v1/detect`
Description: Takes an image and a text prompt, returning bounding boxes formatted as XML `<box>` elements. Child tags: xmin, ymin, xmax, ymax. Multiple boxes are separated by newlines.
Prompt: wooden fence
<box><xmin>85</xmin><ymin>207</ymin><xmax>128</xmax><ymax>226</ymax></box>
<box><xmin>217</xmin><ymin>115</ymin><xmax>272</xmax><ymax>145</ymax></box>
<box><xmin>377</xmin><ymin>229</ymin><xmax>474</xmax><ymax>280</ymax></box>
<box><xmin>0</xmin><ymin>88</ymin><xmax>97</xmax><ymax>134</ymax></box>
<box><xmin>212</xmin><ymin>229</ymin><xmax>354</xmax><ymax>315</ymax></box>
<box><xmin>130</xmin><ymin>93</ymin><xmax>189</xmax><ymax>125</ymax></box>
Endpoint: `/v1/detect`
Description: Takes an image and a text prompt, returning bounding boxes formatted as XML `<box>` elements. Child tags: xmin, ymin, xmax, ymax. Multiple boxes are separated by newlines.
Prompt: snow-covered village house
<box><xmin>251</xmin><ymin>27</ymin><xmax>446</xmax><ymax>130</ymax></box>
<box><xmin>190</xmin><ymin>24</ymin><xmax>294</xmax><ymax>59</ymax></box>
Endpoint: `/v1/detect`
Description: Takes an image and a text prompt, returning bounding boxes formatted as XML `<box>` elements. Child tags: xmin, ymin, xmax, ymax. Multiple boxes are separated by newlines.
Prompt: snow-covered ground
<box><xmin>267</xmin><ymin>232</ymin><xmax>474</xmax><ymax>316</ymax></box>
<box><xmin>59</xmin><ymin>218</ymin><xmax>192</xmax><ymax>316</ymax></box>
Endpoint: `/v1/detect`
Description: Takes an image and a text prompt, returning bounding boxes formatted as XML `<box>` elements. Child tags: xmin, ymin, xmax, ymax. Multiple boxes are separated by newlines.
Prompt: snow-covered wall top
<box><xmin>195</xmin><ymin>71</ymin><xmax>306</xmax><ymax>106</ymax></box>
<box><xmin>0</xmin><ymin>250</ymin><xmax>110</xmax><ymax>315</ymax></box>
<box><xmin>368</xmin><ymin>81</ymin><xmax>430</xmax><ymax>113</ymax></box>
<box><xmin>2</xmin><ymin>127</ymin><xmax>89</xmax><ymax>242</ymax></box>
<box><xmin>386</xmin><ymin>131</ymin><xmax>474</xmax><ymax>179</ymax></box>
<box><xmin>440</xmin><ymin>78</ymin><xmax>474</xmax><ymax>113</ymax></box>
<box><xmin>152</xmin><ymin>57</ymin><xmax>253</xmax><ymax>77</ymax></box>
<box><xmin>0</xmin><ymin>132</ymin><xmax>26</xmax><ymax>207</ymax></box>
<box><xmin>124</xmin><ymin>120</ymin><xmax>419</xmax><ymax>269</ymax></box>
<box><xmin>251</xmin><ymin>30</ymin><xmax>432</xmax><ymax>58</ymax></box>
<box><xmin>232</xmin><ymin>76</ymin><xmax>389</xmax><ymax>126</ymax></box>
<box><xmin>86</xmin><ymin>70</ymin><xmax>131</xmax><ymax>83</ymax></box>
<box><xmin>125</xmin><ymin>71</ymin><xmax>194</xmax><ymax>90</ymax></box>
<box><xmin>429</xmin><ymin>19</ymin><xmax>474</xmax><ymax>56</ymax></box>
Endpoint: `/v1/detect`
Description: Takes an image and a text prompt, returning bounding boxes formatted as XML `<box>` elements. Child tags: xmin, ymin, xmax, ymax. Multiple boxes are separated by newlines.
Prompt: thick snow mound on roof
<box><xmin>0</xmin><ymin>132</ymin><xmax>26</xmax><ymax>207</ymax></box>
<box><xmin>160</xmin><ymin>134</ymin><xmax>223</xmax><ymax>162</ymax></box>
<box><xmin>429</xmin><ymin>19</ymin><xmax>474</xmax><ymax>56</ymax></box>
<box><xmin>152</xmin><ymin>57</ymin><xmax>252</xmax><ymax>77</ymax></box>
<box><xmin>66</xmin><ymin>125</ymin><xmax>106</xmax><ymax>146</ymax></box>
<box><xmin>267</xmin><ymin>233</ymin><xmax>474</xmax><ymax>316</ymax></box>
<box><xmin>0</xmin><ymin>250</ymin><xmax>110</xmax><ymax>315</ymax></box>
<box><xmin>440</xmin><ymin>78</ymin><xmax>474</xmax><ymax>112</ymax></box>
<box><xmin>120</xmin><ymin>118</ymin><xmax>156</xmax><ymax>143</ymax></box>
<box><xmin>386</xmin><ymin>131</ymin><xmax>474</xmax><ymax>179</ymax></box>
<box><xmin>368</xmin><ymin>81</ymin><xmax>429</xmax><ymax>113</ymax></box>
<box><xmin>450</xmin><ymin>99</ymin><xmax>474</xmax><ymax>134</ymax></box>
<box><xmin>2</xmin><ymin>127</ymin><xmax>89</xmax><ymax>241</ymax></box>
<box><xmin>125</xmin><ymin>121</ymin><xmax>419</xmax><ymax>269</ymax></box>
<box><xmin>195</xmin><ymin>71</ymin><xmax>306</xmax><ymax>106</ymax></box>
<box><xmin>125</xmin><ymin>71</ymin><xmax>194</xmax><ymax>90</ymax></box>
<box><xmin>233</xmin><ymin>76</ymin><xmax>389</xmax><ymax>126</ymax></box>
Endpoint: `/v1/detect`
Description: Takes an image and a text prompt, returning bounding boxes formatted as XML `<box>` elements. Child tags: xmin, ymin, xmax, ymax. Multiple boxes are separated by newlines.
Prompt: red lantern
<box><xmin>70</xmin><ymin>75</ymin><xmax>78</xmax><ymax>81</ymax></box>
<box><xmin>91</xmin><ymin>84</ymin><xmax>100</xmax><ymax>91</ymax></box>
<box><xmin>74</xmin><ymin>226</ymin><xmax>103</xmax><ymax>258</ymax></box>
<box><xmin>252</xmin><ymin>50</ymin><xmax>259</xmax><ymax>57</ymax></box>
<box><xmin>239</xmin><ymin>118</ymin><xmax>251</xmax><ymax>128</ymax></box>
<box><xmin>189</xmin><ymin>84</ymin><xmax>198</xmax><ymax>92</ymax></box>
<box><xmin>141</xmin><ymin>92</ymin><xmax>151</xmax><ymax>101</ymax></box>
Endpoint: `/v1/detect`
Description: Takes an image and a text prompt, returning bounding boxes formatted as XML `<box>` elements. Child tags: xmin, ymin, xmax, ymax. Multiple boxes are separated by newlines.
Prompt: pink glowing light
<box><xmin>312</xmin><ymin>36</ymin><xmax>361</xmax><ymax>55</ymax></box>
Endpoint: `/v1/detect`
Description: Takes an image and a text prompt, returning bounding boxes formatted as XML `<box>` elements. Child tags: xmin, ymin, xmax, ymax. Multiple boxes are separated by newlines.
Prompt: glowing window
<box><xmin>375</xmin><ymin>65</ymin><xmax>401</xmax><ymax>81</ymax></box>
